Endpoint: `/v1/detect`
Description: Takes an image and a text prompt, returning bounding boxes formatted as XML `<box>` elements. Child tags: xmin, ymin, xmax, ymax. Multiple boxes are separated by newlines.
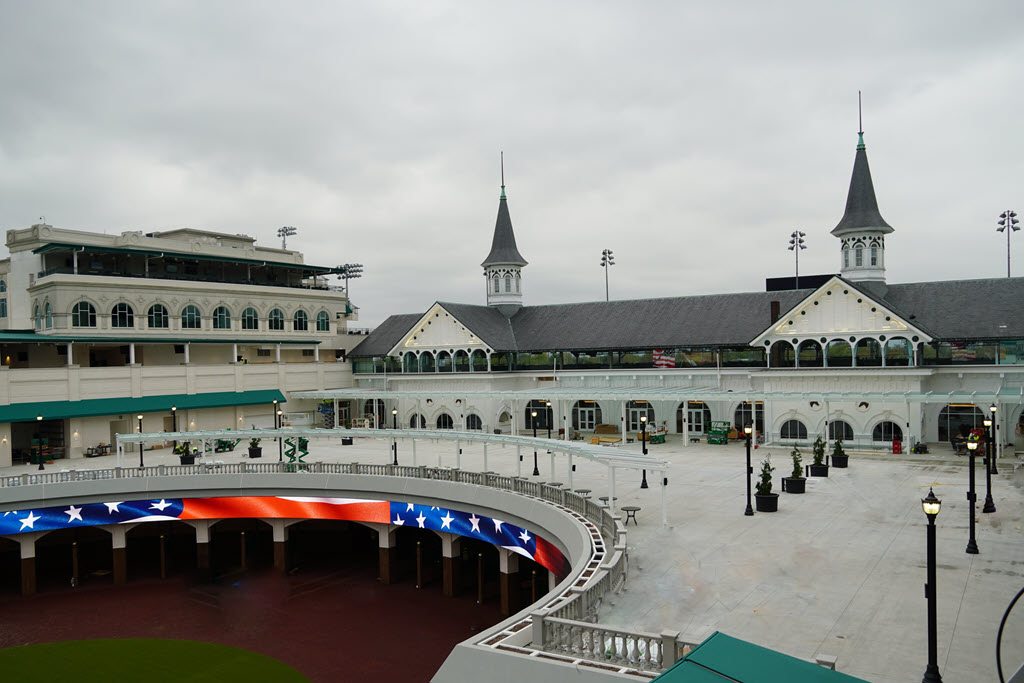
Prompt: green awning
<box><xmin>0</xmin><ymin>389</ymin><xmax>286</xmax><ymax>424</ymax></box>
<box><xmin>0</xmin><ymin>331</ymin><xmax>320</xmax><ymax>345</ymax></box>
<box><xmin>33</xmin><ymin>242</ymin><xmax>338</xmax><ymax>273</ymax></box>
<box><xmin>655</xmin><ymin>632</ymin><xmax>868</xmax><ymax>683</ymax></box>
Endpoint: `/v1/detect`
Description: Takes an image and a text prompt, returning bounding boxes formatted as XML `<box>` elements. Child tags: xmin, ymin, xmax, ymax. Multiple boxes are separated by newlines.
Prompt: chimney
<box><xmin>770</xmin><ymin>300</ymin><xmax>780</xmax><ymax>324</ymax></box>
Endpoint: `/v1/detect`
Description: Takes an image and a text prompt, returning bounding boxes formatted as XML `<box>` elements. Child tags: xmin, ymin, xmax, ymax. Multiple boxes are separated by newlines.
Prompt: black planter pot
<box><xmin>808</xmin><ymin>463</ymin><xmax>829</xmax><ymax>477</ymax></box>
<box><xmin>755</xmin><ymin>493</ymin><xmax>779</xmax><ymax>512</ymax></box>
<box><xmin>782</xmin><ymin>476</ymin><xmax>806</xmax><ymax>494</ymax></box>
<box><xmin>341</xmin><ymin>437</ymin><xmax>353</xmax><ymax>446</ymax></box>
<box><xmin>178</xmin><ymin>454</ymin><xmax>195</xmax><ymax>465</ymax></box>
<box><xmin>831</xmin><ymin>454</ymin><xmax>849</xmax><ymax>468</ymax></box>
<box><xmin>248</xmin><ymin>446</ymin><xmax>262</xmax><ymax>459</ymax></box>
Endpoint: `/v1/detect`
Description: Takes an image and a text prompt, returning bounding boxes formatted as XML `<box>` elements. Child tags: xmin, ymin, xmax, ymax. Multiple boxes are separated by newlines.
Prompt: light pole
<box><xmin>277</xmin><ymin>225</ymin><xmax>297</xmax><ymax>250</ymax></box>
<box><xmin>546</xmin><ymin>401</ymin><xmax>552</xmax><ymax>439</ymax></box>
<box><xmin>337</xmin><ymin>263</ymin><xmax>364</xmax><ymax>296</ymax></box>
<box><xmin>137</xmin><ymin>414</ymin><xmax>145</xmax><ymax>469</ymax></box>
<box><xmin>922</xmin><ymin>488</ymin><xmax>943</xmax><ymax>683</ymax></box>
<box><xmin>600</xmin><ymin>249</ymin><xmax>615</xmax><ymax>301</ymax></box>
<box><xmin>997</xmin><ymin>210</ymin><xmax>1019</xmax><ymax>277</ymax></box>
<box><xmin>35</xmin><ymin>414</ymin><xmax>44</xmax><ymax>471</ymax></box>
<box><xmin>277</xmin><ymin>409</ymin><xmax>283</xmax><ymax>462</ymax></box>
<box><xmin>171</xmin><ymin>405</ymin><xmax>177</xmax><ymax>450</ymax></box>
<box><xmin>989</xmin><ymin>404</ymin><xmax>998</xmax><ymax>474</ymax></box>
<box><xmin>788</xmin><ymin>230</ymin><xmax>806</xmax><ymax>289</ymax></box>
<box><xmin>392</xmin><ymin>408</ymin><xmax>399</xmax><ymax>466</ymax></box>
<box><xmin>531</xmin><ymin>410</ymin><xmax>540</xmax><ymax>476</ymax></box>
<box><xmin>983</xmin><ymin>417</ymin><xmax>996</xmax><ymax>513</ymax></box>
<box><xmin>965</xmin><ymin>440</ymin><xmax>979</xmax><ymax>554</ymax></box>
<box><xmin>640</xmin><ymin>415</ymin><xmax>649</xmax><ymax>489</ymax></box>
<box><xmin>743</xmin><ymin>424</ymin><xmax>754</xmax><ymax>516</ymax></box>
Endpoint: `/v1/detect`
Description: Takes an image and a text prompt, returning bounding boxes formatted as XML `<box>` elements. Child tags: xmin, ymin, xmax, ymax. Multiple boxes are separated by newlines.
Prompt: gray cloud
<box><xmin>1</xmin><ymin>1</ymin><xmax>1022</xmax><ymax>326</ymax></box>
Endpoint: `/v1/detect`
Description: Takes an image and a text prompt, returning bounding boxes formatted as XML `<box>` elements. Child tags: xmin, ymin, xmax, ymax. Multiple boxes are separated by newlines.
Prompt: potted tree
<box><xmin>831</xmin><ymin>439</ymin><xmax>849</xmax><ymax>468</ymax></box>
<box><xmin>809</xmin><ymin>435</ymin><xmax>829</xmax><ymax>477</ymax></box>
<box><xmin>754</xmin><ymin>455</ymin><xmax>779</xmax><ymax>512</ymax></box>
<box><xmin>782</xmin><ymin>445</ymin><xmax>805</xmax><ymax>493</ymax></box>
<box><xmin>248</xmin><ymin>435</ymin><xmax>262</xmax><ymax>459</ymax></box>
<box><xmin>174</xmin><ymin>440</ymin><xmax>195</xmax><ymax>465</ymax></box>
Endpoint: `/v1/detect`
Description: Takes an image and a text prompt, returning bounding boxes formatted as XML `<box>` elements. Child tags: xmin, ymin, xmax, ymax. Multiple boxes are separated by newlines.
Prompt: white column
<box><xmin>456</xmin><ymin>438</ymin><xmax>461</xmax><ymax>470</ymax></box>
<box><xmin>682</xmin><ymin>400</ymin><xmax>688</xmax><ymax>448</ymax></box>
<box><xmin>184</xmin><ymin>343</ymin><xmax>191</xmax><ymax>364</ymax></box>
<box><xmin>232</xmin><ymin>343</ymin><xmax>238</xmax><ymax>363</ymax></box>
<box><xmin>314</xmin><ymin>345</ymin><xmax>319</xmax><ymax>362</ymax></box>
<box><xmin>483</xmin><ymin>444</ymin><xmax>488</xmax><ymax>471</ymax></box>
<box><xmin>275</xmin><ymin>344</ymin><xmax>281</xmax><ymax>362</ymax></box>
<box><xmin>412</xmin><ymin>438</ymin><xmax>417</xmax><ymax>466</ymax></box>
<box><xmin>621</xmin><ymin>401</ymin><xmax>627</xmax><ymax>444</ymax></box>
<box><xmin>128</xmin><ymin>343</ymin><xmax>136</xmax><ymax>365</ymax></box>
<box><xmin>549</xmin><ymin>449</ymin><xmax>555</xmax><ymax>476</ymax></box>
<box><xmin>516</xmin><ymin>445</ymin><xmax>522</xmax><ymax>477</ymax></box>
<box><xmin>567</xmin><ymin>453</ymin><xmax>574</xmax><ymax>490</ymax></box>
<box><xmin>660</xmin><ymin>470</ymin><xmax>668</xmax><ymax>527</ymax></box>
<box><xmin>333</xmin><ymin>399</ymin><xmax>340</xmax><ymax>429</ymax></box>
<box><xmin>608</xmin><ymin>465</ymin><xmax>616</xmax><ymax>504</ymax></box>
<box><xmin>67</xmin><ymin>342</ymin><xmax>73</xmax><ymax>366</ymax></box>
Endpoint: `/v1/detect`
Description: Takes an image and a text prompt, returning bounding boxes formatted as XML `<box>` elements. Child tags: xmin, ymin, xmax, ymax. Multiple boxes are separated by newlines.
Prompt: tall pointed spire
<box><xmin>482</xmin><ymin>153</ymin><xmax>527</xmax><ymax>316</ymax></box>
<box><xmin>481</xmin><ymin>153</ymin><xmax>527</xmax><ymax>268</ymax></box>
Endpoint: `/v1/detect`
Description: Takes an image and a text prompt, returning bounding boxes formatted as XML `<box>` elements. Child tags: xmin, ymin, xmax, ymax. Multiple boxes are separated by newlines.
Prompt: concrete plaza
<box><xmin>4</xmin><ymin>432</ymin><xmax>1023</xmax><ymax>682</ymax></box>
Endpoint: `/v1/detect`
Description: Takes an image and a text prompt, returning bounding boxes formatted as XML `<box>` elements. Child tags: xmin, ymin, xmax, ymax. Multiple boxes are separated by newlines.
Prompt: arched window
<box><xmin>419</xmin><ymin>351</ymin><xmax>435</xmax><ymax>373</ymax></box>
<box><xmin>870</xmin><ymin>247</ymin><xmax>878</xmax><ymax>266</ymax></box>
<box><xmin>515</xmin><ymin>274</ymin><xmax>521</xmax><ymax>293</ymax></box>
<box><xmin>734</xmin><ymin>402</ymin><xmax>764</xmax><ymax>434</ymax></box>
<box><xmin>212</xmin><ymin>306</ymin><xmax>231</xmax><ymax>330</ymax></box>
<box><xmin>466</xmin><ymin>414</ymin><xmax>483</xmax><ymax>430</ymax></box>
<box><xmin>504</xmin><ymin>275</ymin><xmax>511</xmax><ymax>292</ymax></box>
<box><xmin>471</xmin><ymin>350</ymin><xmax>488</xmax><ymax>372</ymax></box>
<box><xmin>855</xmin><ymin>338</ymin><xmax>882</xmax><ymax>367</ymax></box>
<box><xmin>148</xmin><ymin>304</ymin><xmax>169</xmax><ymax>329</ymax></box>
<box><xmin>855</xmin><ymin>246</ymin><xmax>863</xmax><ymax>266</ymax></box>
<box><xmin>437</xmin><ymin>351</ymin><xmax>452</xmax><ymax>372</ymax></box>
<box><xmin>293</xmin><ymin>309</ymin><xmax>308</xmax><ymax>331</ymax></box>
<box><xmin>797</xmin><ymin>340</ymin><xmax>823</xmax><ymax>367</ymax></box>
<box><xmin>403</xmin><ymin>352</ymin><xmax>418</xmax><ymax>373</ymax></box>
<box><xmin>780</xmin><ymin>419</ymin><xmax>807</xmax><ymax>440</ymax></box>
<box><xmin>0</xmin><ymin>280</ymin><xmax>6</xmax><ymax>292</ymax></box>
<box><xmin>316</xmin><ymin>311</ymin><xmax>330</xmax><ymax>332</ymax></box>
<box><xmin>0</xmin><ymin>280</ymin><xmax>6</xmax><ymax>318</ymax></box>
<box><xmin>872</xmin><ymin>421</ymin><xmax>903</xmax><ymax>442</ymax></box>
<box><xmin>181</xmin><ymin>305</ymin><xmax>202</xmax><ymax>329</ymax></box>
<box><xmin>627</xmin><ymin>400</ymin><xmax>654</xmax><ymax>432</ymax></box>
<box><xmin>242</xmin><ymin>307</ymin><xmax>259</xmax><ymax>330</ymax></box>
<box><xmin>769</xmin><ymin>340</ymin><xmax>795</xmax><ymax>368</ymax></box>
<box><xmin>826</xmin><ymin>340</ymin><xmax>852</xmax><ymax>367</ymax></box>
<box><xmin>33</xmin><ymin>304</ymin><xmax>41</xmax><ymax>329</ymax></box>
<box><xmin>409</xmin><ymin>413</ymin><xmax>426</xmax><ymax>428</ymax></box>
<box><xmin>492</xmin><ymin>275</ymin><xmax>500</xmax><ymax>294</ymax></box>
<box><xmin>268</xmin><ymin>309</ymin><xmax>284</xmax><ymax>331</ymax></box>
<box><xmin>44</xmin><ymin>303</ymin><xmax>52</xmax><ymax>329</ymax></box>
<box><xmin>436</xmin><ymin>413</ymin><xmax>454</xmax><ymax>429</ymax></box>
<box><xmin>454</xmin><ymin>350</ymin><xmax>470</xmax><ymax>372</ymax></box>
<box><xmin>843</xmin><ymin>248</ymin><xmax>849</xmax><ymax>268</ymax></box>
<box><xmin>111</xmin><ymin>303</ymin><xmax>134</xmax><ymax>328</ymax></box>
<box><xmin>72</xmin><ymin>301</ymin><xmax>96</xmax><ymax>328</ymax></box>
<box><xmin>884</xmin><ymin>338</ymin><xmax>911</xmax><ymax>366</ymax></box>
<box><xmin>828</xmin><ymin>420</ymin><xmax>854</xmax><ymax>441</ymax></box>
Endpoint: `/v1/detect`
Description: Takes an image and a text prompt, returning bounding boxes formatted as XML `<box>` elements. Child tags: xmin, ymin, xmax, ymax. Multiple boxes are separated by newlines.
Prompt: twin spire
<box><xmin>481</xmin><ymin>152</ymin><xmax>527</xmax><ymax>268</ymax></box>
<box><xmin>482</xmin><ymin>153</ymin><xmax>527</xmax><ymax>316</ymax></box>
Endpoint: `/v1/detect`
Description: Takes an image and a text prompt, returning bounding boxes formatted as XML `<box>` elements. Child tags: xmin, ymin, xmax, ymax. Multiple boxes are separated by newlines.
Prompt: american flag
<box><xmin>950</xmin><ymin>342</ymin><xmax>976</xmax><ymax>362</ymax></box>
<box><xmin>653</xmin><ymin>349</ymin><xmax>676</xmax><ymax>368</ymax></box>
<box><xmin>0</xmin><ymin>495</ymin><xmax>570</xmax><ymax>576</ymax></box>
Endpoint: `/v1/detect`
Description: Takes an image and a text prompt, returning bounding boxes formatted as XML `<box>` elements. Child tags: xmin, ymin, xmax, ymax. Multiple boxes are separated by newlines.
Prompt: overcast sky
<box><xmin>1</xmin><ymin>1</ymin><xmax>1022</xmax><ymax>327</ymax></box>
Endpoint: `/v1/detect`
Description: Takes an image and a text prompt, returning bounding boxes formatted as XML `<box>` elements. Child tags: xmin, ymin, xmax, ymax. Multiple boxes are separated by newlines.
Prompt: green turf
<box><xmin>0</xmin><ymin>638</ymin><xmax>310</xmax><ymax>682</ymax></box>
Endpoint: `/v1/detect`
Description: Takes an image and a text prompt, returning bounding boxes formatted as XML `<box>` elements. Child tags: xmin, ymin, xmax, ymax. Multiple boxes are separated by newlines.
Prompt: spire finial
<box><xmin>500</xmin><ymin>151</ymin><xmax>506</xmax><ymax>199</ymax></box>
<box><xmin>857</xmin><ymin>91</ymin><xmax>865</xmax><ymax>150</ymax></box>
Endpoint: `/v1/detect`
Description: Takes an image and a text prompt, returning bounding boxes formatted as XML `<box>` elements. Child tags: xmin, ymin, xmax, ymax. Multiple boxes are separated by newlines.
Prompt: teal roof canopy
<box><xmin>0</xmin><ymin>389</ymin><xmax>286</xmax><ymax>424</ymax></box>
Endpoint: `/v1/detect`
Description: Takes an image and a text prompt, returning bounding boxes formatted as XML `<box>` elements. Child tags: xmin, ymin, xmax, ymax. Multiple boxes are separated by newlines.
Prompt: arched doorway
<box><xmin>770</xmin><ymin>341</ymin><xmax>795</xmax><ymax>367</ymax></box>
<box><xmin>34</xmin><ymin>527</ymin><xmax>113</xmax><ymax>591</ymax></box>
<box><xmin>364</xmin><ymin>399</ymin><xmax>386</xmax><ymax>429</ymax></box>
<box><xmin>436</xmin><ymin>413</ymin><xmax>454</xmax><ymax>429</ymax></box>
<box><xmin>677</xmin><ymin>401</ymin><xmax>710</xmax><ymax>435</ymax></box>
<box><xmin>627</xmin><ymin>400</ymin><xmax>654</xmax><ymax>432</ymax></box>
<box><xmin>525</xmin><ymin>400</ymin><xmax>553</xmax><ymax>431</ymax></box>
<box><xmin>0</xmin><ymin>536</ymin><xmax>21</xmax><ymax>596</ymax></box>
<box><xmin>780</xmin><ymin>419</ymin><xmax>807</xmax><ymax>441</ymax></box>
<box><xmin>454</xmin><ymin>351</ymin><xmax>470</xmax><ymax>372</ymax></box>
<box><xmin>437</xmin><ymin>351</ymin><xmax>453</xmax><ymax>373</ymax></box>
<box><xmin>419</xmin><ymin>352</ymin><xmax>435</xmax><ymax>373</ymax></box>
<box><xmin>125</xmin><ymin>520</ymin><xmax>196</xmax><ymax>581</ymax></box>
<box><xmin>734</xmin><ymin>402</ymin><xmax>764</xmax><ymax>434</ymax></box>
<box><xmin>572</xmin><ymin>400</ymin><xmax>602</xmax><ymax>431</ymax></box>
<box><xmin>872</xmin><ymin>421</ymin><xmax>903</xmax><ymax>443</ymax></box>
<box><xmin>209</xmin><ymin>519</ymin><xmax>274</xmax><ymax>573</ymax></box>
<box><xmin>937</xmin><ymin>404</ymin><xmax>983</xmax><ymax>442</ymax></box>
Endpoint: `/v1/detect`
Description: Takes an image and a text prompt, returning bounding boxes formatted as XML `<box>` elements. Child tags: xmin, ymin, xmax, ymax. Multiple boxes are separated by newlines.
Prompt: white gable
<box><xmin>751</xmin><ymin>278</ymin><xmax>931</xmax><ymax>346</ymax></box>
<box><xmin>389</xmin><ymin>303</ymin><xmax>491</xmax><ymax>355</ymax></box>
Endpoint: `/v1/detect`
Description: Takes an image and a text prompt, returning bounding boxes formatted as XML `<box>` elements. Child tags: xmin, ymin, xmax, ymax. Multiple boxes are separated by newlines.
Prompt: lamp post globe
<box><xmin>277</xmin><ymin>409</ymin><xmax>284</xmax><ymax>462</ymax></box>
<box><xmin>392</xmin><ymin>408</ymin><xmax>399</xmax><ymax>466</ymax></box>
<box><xmin>743</xmin><ymin>424</ymin><xmax>754</xmax><ymax>516</ymax></box>
<box><xmin>35</xmin><ymin>414</ymin><xmax>45</xmax><ymax>470</ymax></box>
<box><xmin>921</xmin><ymin>488</ymin><xmax>943</xmax><ymax>682</ymax></box>
<box><xmin>546</xmin><ymin>401</ymin><xmax>552</xmax><ymax>439</ymax></box>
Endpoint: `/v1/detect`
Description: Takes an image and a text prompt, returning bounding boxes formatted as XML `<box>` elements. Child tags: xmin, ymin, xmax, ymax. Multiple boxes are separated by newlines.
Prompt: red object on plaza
<box><xmin>892</xmin><ymin>439</ymin><xmax>902</xmax><ymax>454</ymax></box>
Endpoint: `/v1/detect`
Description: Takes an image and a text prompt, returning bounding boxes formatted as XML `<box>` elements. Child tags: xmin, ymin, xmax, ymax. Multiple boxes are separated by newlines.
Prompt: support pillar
<box><xmin>271</xmin><ymin>519</ymin><xmax>288</xmax><ymax>574</ymax></box>
<box><xmin>483</xmin><ymin>444</ymin><xmax>488</xmax><ymax>472</ymax></box>
<box><xmin>439</xmin><ymin>532</ymin><xmax>462</xmax><ymax>597</ymax></box>
<box><xmin>498</xmin><ymin>547</ymin><xmax>520</xmax><ymax>616</ymax></box>
<box><xmin>375</xmin><ymin>524</ymin><xmax>398</xmax><ymax>585</ymax></box>
<box><xmin>109</xmin><ymin>525</ymin><xmax>128</xmax><ymax>585</ymax></box>
<box><xmin>192</xmin><ymin>519</ymin><xmax>211</xmax><ymax>570</ymax></box>
<box><xmin>567</xmin><ymin>453</ymin><xmax>574</xmax><ymax>490</ymax></box>
<box><xmin>15</xmin><ymin>533</ymin><xmax>38</xmax><ymax>596</ymax></box>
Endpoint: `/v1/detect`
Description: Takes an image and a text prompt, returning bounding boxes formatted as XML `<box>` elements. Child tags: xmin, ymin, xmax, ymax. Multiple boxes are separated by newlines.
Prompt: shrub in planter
<box><xmin>831</xmin><ymin>440</ymin><xmax>849</xmax><ymax>468</ymax></box>
<box><xmin>782</xmin><ymin>445</ymin><xmax>806</xmax><ymax>494</ymax></box>
<box><xmin>248</xmin><ymin>432</ymin><xmax>263</xmax><ymax>459</ymax></box>
<box><xmin>174</xmin><ymin>441</ymin><xmax>195</xmax><ymax>465</ymax></box>
<box><xmin>754</xmin><ymin>455</ymin><xmax>779</xmax><ymax>512</ymax></box>
<box><xmin>809</xmin><ymin>435</ymin><xmax>829</xmax><ymax>477</ymax></box>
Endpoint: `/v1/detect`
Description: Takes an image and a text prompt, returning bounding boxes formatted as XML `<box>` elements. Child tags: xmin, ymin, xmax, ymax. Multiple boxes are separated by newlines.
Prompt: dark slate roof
<box><xmin>481</xmin><ymin>194</ymin><xmax>527</xmax><ymax>267</ymax></box>
<box><xmin>880</xmin><ymin>278</ymin><xmax>1024</xmax><ymax>340</ymax></box>
<box><xmin>348</xmin><ymin>313</ymin><xmax>422</xmax><ymax>357</ymax></box>
<box><xmin>831</xmin><ymin>133</ymin><xmax>893</xmax><ymax>237</ymax></box>
<box><xmin>351</xmin><ymin>277</ymin><xmax>1024</xmax><ymax>357</ymax></box>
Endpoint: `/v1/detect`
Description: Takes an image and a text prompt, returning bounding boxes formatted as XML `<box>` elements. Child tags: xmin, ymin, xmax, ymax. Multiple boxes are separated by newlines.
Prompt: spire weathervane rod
<box><xmin>858</xmin><ymin>90</ymin><xmax>863</xmax><ymax>134</ymax></box>
<box><xmin>501</xmin><ymin>151</ymin><xmax>504</xmax><ymax>187</ymax></box>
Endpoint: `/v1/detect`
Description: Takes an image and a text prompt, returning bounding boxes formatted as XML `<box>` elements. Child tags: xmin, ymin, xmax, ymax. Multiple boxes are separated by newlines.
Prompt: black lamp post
<box><xmin>640</xmin><ymin>415</ymin><xmax>649</xmax><ymax>489</ymax></box>
<box><xmin>989</xmin><ymin>404</ymin><xmax>999</xmax><ymax>474</ymax></box>
<box><xmin>743</xmin><ymin>423</ymin><xmax>754</xmax><ymax>516</ymax></box>
<box><xmin>137</xmin><ymin>414</ymin><xmax>145</xmax><ymax>469</ymax></box>
<box><xmin>531</xmin><ymin>410</ymin><xmax>540</xmax><ymax>476</ymax></box>
<box><xmin>922</xmin><ymin>487</ymin><xmax>943</xmax><ymax>683</ymax></box>
<box><xmin>983</xmin><ymin>417</ymin><xmax>996</xmax><ymax>513</ymax></box>
<box><xmin>392</xmin><ymin>408</ymin><xmax>398</xmax><ymax>466</ymax></box>
<box><xmin>546</xmin><ymin>401</ymin><xmax>552</xmax><ymax>439</ymax></box>
<box><xmin>965</xmin><ymin>440</ymin><xmax>979</xmax><ymax>554</ymax></box>
<box><xmin>35</xmin><ymin>414</ymin><xmax>44</xmax><ymax>471</ymax></box>
<box><xmin>277</xmin><ymin>409</ymin><xmax>283</xmax><ymax>462</ymax></box>
<box><xmin>171</xmin><ymin>405</ymin><xmax>177</xmax><ymax>450</ymax></box>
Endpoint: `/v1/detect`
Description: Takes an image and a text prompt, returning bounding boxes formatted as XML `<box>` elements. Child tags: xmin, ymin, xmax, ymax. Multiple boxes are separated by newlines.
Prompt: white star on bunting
<box><xmin>440</xmin><ymin>511</ymin><xmax>454</xmax><ymax>529</ymax></box>
<box><xmin>104</xmin><ymin>502</ymin><xmax>122</xmax><ymax>513</ymax></box>
<box><xmin>493</xmin><ymin>519</ymin><xmax>504</xmax><ymax>533</ymax></box>
<box><xmin>64</xmin><ymin>505</ymin><xmax>83</xmax><ymax>522</ymax></box>
<box><xmin>519</xmin><ymin>529</ymin><xmax>531</xmax><ymax>544</ymax></box>
<box><xmin>393</xmin><ymin>514</ymin><xmax>405</xmax><ymax>526</ymax></box>
<box><xmin>19</xmin><ymin>512</ymin><xmax>40</xmax><ymax>530</ymax></box>
<box><xmin>406</xmin><ymin>502</ymin><xmax>415</xmax><ymax>512</ymax></box>
<box><xmin>416</xmin><ymin>512</ymin><xmax>426</xmax><ymax>528</ymax></box>
<box><xmin>469</xmin><ymin>514</ymin><xmax>481</xmax><ymax>533</ymax></box>
<box><xmin>150</xmin><ymin>499</ymin><xmax>172</xmax><ymax>512</ymax></box>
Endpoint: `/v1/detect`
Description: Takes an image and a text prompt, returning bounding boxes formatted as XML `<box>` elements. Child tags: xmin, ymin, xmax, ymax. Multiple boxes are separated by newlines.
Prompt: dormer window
<box><xmin>504</xmin><ymin>275</ymin><xmax>511</xmax><ymax>292</ymax></box>
<box><xmin>870</xmin><ymin>247</ymin><xmax>878</xmax><ymax>266</ymax></box>
<box><xmin>843</xmin><ymin>248</ymin><xmax>849</xmax><ymax>268</ymax></box>
<box><xmin>855</xmin><ymin>246</ymin><xmax>863</xmax><ymax>267</ymax></box>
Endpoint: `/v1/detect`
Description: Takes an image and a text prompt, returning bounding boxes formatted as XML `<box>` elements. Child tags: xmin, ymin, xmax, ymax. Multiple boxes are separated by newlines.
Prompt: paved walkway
<box><xmin>4</xmin><ymin>433</ymin><xmax>1023</xmax><ymax>682</ymax></box>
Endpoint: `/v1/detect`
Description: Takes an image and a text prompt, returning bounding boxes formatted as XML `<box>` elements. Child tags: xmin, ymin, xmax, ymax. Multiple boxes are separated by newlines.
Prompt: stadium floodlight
<box><xmin>788</xmin><ymin>231</ymin><xmax>807</xmax><ymax>289</ymax></box>
<box><xmin>277</xmin><ymin>226</ymin><xmax>297</xmax><ymax>250</ymax></box>
<box><xmin>997</xmin><ymin>210</ymin><xmax>1019</xmax><ymax>278</ymax></box>
<box><xmin>600</xmin><ymin>249</ymin><xmax>615</xmax><ymax>301</ymax></box>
